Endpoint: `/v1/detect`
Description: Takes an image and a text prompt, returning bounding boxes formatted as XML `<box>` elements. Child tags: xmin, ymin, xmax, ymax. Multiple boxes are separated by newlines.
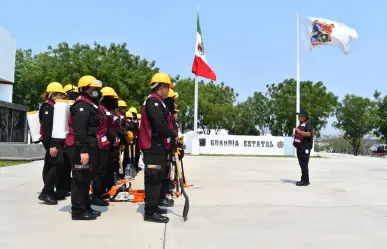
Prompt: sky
<box><xmin>1</xmin><ymin>0</ymin><xmax>385</xmax><ymax>135</ymax></box>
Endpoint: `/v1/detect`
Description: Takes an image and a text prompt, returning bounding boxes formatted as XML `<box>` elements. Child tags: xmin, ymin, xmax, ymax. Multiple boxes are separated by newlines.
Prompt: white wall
<box><xmin>0</xmin><ymin>26</ymin><xmax>16</xmax><ymax>103</ymax></box>
<box><xmin>197</xmin><ymin>135</ymin><xmax>286</xmax><ymax>155</ymax></box>
<box><xmin>0</xmin><ymin>84</ymin><xmax>13</xmax><ymax>103</ymax></box>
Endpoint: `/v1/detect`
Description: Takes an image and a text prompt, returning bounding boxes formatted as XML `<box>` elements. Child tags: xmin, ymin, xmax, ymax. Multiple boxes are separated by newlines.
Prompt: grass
<box><xmin>0</xmin><ymin>160</ymin><xmax>30</xmax><ymax>167</ymax></box>
<box><xmin>187</xmin><ymin>154</ymin><xmax>324</xmax><ymax>158</ymax></box>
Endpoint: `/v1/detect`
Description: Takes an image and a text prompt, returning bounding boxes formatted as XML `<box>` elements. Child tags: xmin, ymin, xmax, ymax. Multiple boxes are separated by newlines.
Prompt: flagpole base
<box><xmin>191</xmin><ymin>136</ymin><xmax>200</xmax><ymax>155</ymax></box>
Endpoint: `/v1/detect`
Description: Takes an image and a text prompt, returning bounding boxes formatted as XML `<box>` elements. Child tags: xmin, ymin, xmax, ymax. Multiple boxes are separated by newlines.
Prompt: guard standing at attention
<box><xmin>65</xmin><ymin>75</ymin><xmax>102</xmax><ymax>220</ymax></box>
<box><xmin>38</xmin><ymin>82</ymin><xmax>66</xmax><ymax>205</ymax></box>
<box><xmin>293</xmin><ymin>110</ymin><xmax>314</xmax><ymax>186</ymax></box>
<box><xmin>139</xmin><ymin>72</ymin><xmax>178</xmax><ymax>223</ymax></box>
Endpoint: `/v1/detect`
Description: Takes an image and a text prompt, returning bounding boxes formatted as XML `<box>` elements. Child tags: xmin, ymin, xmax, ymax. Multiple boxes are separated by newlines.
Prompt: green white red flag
<box><xmin>191</xmin><ymin>12</ymin><xmax>216</xmax><ymax>81</ymax></box>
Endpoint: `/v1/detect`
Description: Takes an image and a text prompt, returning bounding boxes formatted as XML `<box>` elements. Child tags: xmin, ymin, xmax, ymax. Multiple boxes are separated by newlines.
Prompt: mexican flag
<box><xmin>191</xmin><ymin>12</ymin><xmax>216</xmax><ymax>81</ymax></box>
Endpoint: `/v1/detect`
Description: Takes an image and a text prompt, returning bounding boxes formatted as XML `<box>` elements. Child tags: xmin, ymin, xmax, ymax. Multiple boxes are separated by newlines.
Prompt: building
<box><xmin>0</xmin><ymin>26</ymin><xmax>16</xmax><ymax>103</ymax></box>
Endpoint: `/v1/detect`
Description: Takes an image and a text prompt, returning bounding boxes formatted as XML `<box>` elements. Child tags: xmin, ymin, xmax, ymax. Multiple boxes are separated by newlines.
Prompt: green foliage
<box><xmin>373</xmin><ymin>90</ymin><xmax>387</xmax><ymax>144</ymax></box>
<box><xmin>266</xmin><ymin>79</ymin><xmax>338</xmax><ymax>137</ymax></box>
<box><xmin>14</xmin><ymin>42</ymin><xmax>343</xmax><ymax>138</ymax></box>
<box><xmin>14</xmin><ymin>42</ymin><xmax>158</xmax><ymax>110</ymax></box>
<box><xmin>334</xmin><ymin>94</ymin><xmax>377</xmax><ymax>156</ymax></box>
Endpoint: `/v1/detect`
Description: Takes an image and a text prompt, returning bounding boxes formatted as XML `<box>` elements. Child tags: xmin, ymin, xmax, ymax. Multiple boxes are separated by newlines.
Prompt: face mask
<box><xmin>90</xmin><ymin>90</ymin><xmax>99</xmax><ymax>99</ymax></box>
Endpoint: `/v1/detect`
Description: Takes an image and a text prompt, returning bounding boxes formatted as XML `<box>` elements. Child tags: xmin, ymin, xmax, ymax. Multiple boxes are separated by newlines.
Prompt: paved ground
<box><xmin>1</xmin><ymin>153</ymin><xmax>387</xmax><ymax>249</ymax></box>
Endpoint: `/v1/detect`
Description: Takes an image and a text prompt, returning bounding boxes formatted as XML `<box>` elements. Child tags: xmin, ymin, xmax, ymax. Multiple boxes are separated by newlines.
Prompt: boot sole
<box><xmin>43</xmin><ymin>201</ymin><xmax>58</xmax><ymax>205</ymax></box>
<box><xmin>144</xmin><ymin>218</ymin><xmax>169</xmax><ymax>223</ymax></box>
<box><xmin>159</xmin><ymin>203</ymin><xmax>174</xmax><ymax>208</ymax></box>
<box><xmin>72</xmin><ymin>217</ymin><xmax>97</xmax><ymax>220</ymax></box>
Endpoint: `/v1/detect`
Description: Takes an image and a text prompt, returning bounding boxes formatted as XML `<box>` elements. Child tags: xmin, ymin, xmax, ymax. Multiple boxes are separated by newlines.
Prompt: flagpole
<box><xmin>296</xmin><ymin>12</ymin><xmax>300</xmax><ymax>125</ymax></box>
<box><xmin>194</xmin><ymin>75</ymin><xmax>199</xmax><ymax>134</ymax></box>
<box><xmin>296</xmin><ymin>12</ymin><xmax>301</xmax><ymax>126</ymax></box>
<box><xmin>191</xmin><ymin>6</ymin><xmax>200</xmax><ymax>155</ymax></box>
<box><xmin>194</xmin><ymin>6</ymin><xmax>199</xmax><ymax>136</ymax></box>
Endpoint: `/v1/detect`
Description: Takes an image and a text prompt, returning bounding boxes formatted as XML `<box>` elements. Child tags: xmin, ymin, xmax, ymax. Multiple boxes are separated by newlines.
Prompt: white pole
<box><xmin>191</xmin><ymin>6</ymin><xmax>200</xmax><ymax>155</ymax></box>
<box><xmin>194</xmin><ymin>76</ymin><xmax>199</xmax><ymax>134</ymax></box>
<box><xmin>296</xmin><ymin>12</ymin><xmax>300</xmax><ymax>124</ymax></box>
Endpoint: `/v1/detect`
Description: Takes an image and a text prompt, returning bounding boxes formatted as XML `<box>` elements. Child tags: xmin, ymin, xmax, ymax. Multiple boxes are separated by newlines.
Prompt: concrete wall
<box><xmin>0</xmin><ymin>26</ymin><xmax>16</xmax><ymax>103</ymax></box>
<box><xmin>184</xmin><ymin>134</ymin><xmax>314</xmax><ymax>156</ymax></box>
<box><xmin>0</xmin><ymin>143</ymin><xmax>45</xmax><ymax>160</ymax></box>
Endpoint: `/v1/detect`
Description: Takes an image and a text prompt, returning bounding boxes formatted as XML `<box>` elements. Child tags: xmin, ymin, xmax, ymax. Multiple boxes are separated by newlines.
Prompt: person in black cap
<box><xmin>293</xmin><ymin>110</ymin><xmax>313</xmax><ymax>186</ymax></box>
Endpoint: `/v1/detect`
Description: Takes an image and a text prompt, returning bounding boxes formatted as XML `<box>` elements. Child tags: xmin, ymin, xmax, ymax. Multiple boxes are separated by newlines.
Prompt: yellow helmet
<box><xmin>100</xmin><ymin>87</ymin><xmax>118</xmax><ymax>97</ymax></box>
<box><xmin>168</xmin><ymin>89</ymin><xmax>175</xmax><ymax>98</ymax></box>
<box><xmin>126</xmin><ymin>111</ymin><xmax>134</xmax><ymax>118</ymax></box>
<box><xmin>150</xmin><ymin>72</ymin><xmax>172</xmax><ymax>85</ymax></box>
<box><xmin>46</xmin><ymin>82</ymin><xmax>65</xmax><ymax>93</ymax></box>
<box><xmin>118</xmin><ymin>100</ymin><xmax>127</xmax><ymax>107</ymax></box>
<box><xmin>78</xmin><ymin>75</ymin><xmax>102</xmax><ymax>88</ymax></box>
<box><xmin>137</xmin><ymin>114</ymin><xmax>141</xmax><ymax>119</ymax></box>
<box><xmin>128</xmin><ymin>107</ymin><xmax>137</xmax><ymax>114</ymax></box>
<box><xmin>63</xmin><ymin>84</ymin><xmax>78</xmax><ymax>93</ymax></box>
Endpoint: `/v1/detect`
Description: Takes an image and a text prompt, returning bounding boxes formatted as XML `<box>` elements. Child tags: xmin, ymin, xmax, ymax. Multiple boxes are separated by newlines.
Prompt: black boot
<box><xmin>90</xmin><ymin>197</ymin><xmax>110</xmax><ymax>206</ymax></box>
<box><xmin>38</xmin><ymin>193</ymin><xmax>58</xmax><ymax>205</ymax></box>
<box><xmin>72</xmin><ymin>211</ymin><xmax>97</xmax><ymax>220</ymax></box>
<box><xmin>155</xmin><ymin>207</ymin><xmax>168</xmax><ymax>214</ymax></box>
<box><xmin>159</xmin><ymin>198</ymin><xmax>174</xmax><ymax>207</ymax></box>
<box><xmin>55</xmin><ymin>192</ymin><xmax>67</xmax><ymax>201</ymax></box>
<box><xmin>296</xmin><ymin>181</ymin><xmax>310</xmax><ymax>186</ymax></box>
<box><xmin>88</xmin><ymin>208</ymin><xmax>101</xmax><ymax>217</ymax></box>
<box><xmin>144</xmin><ymin>211</ymin><xmax>169</xmax><ymax>223</ymax></box>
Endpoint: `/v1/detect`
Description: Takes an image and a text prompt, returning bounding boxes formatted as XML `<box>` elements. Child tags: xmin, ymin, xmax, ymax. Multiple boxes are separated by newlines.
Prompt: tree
<box><xmin>13</xmin><ymin>42</ymin><xmax>159</xmax><ymax>110</ymax></box>
<box><xmin>373</xmin><ymin>90</ymin><xmax>387</xmax><ymax>143</ymax></box>
<box><xmin>174</xmin><ymin>79</ymin><xmax>238</xmax><ymax>134</ymax></box>
<box><xmin>228</xmin><ymin>102</ymin><xmax>260</xmax><ymax>135</ymax></box>
<box><xmin>198</xmin><ymin>81</ymin><xmax>238</xmax><ymax>134</ymax></box>
<box><xmin>174</xmin><ymin>77</ymin><xmax>195</xmax><ymax>134</ymax></box>
<box><xmin>266</xmin><ymin>79</ymin><xmax>338</xmax><ymax>137</ymax></box>
<box><xmin>334</xmin><ymin>94</ymin><xmax>377</xmax><ymax>156</ymax></box>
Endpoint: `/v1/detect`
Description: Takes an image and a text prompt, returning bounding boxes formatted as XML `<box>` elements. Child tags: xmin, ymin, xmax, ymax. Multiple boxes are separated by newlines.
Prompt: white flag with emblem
<box><xmin>300</xmin><ymin>16</ymin><xmax>359</xmax><ymax>55</ymax></box>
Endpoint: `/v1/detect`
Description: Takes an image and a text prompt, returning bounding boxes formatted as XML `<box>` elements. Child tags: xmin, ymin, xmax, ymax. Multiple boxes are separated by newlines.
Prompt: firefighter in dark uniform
<box><xmin>138</xmin><ymin>72</ymin><xmax>178</xmax><ymax>223</ymax></box>
<box><xmin>128</xmin><ymin>107</ymin><xmax>142</xmax><ymax>174</ymax></box>
<box><xmin>123</xmin><ymin>111</ymin><xmax>135</xmax><ymax>178</ymax></box>
<box><xmin>161</xmin><ymin>88</ymin><xmax>179</xmax><ymax>205</ymax></box>
<box><xmin>56</xmin><ymin>84</ymin><xmax>79</xmax><ymax>196</ymax></box>
<box><xmin>293</xmin><ymin>110</ymin><xmax>313</xmax><ymax>186</ymax></box>
<box><xmin>101</xmin><ymin>96</ymin><xmax>122</xmax><ymax>193</ymax></box>
<box><xmin>65</xmin><ymin>75</ymin><xmax>102</xmax><ymax>220</ymax></box>
<box><xmin>37</xmin><ymin>82</ymin><xmax>66</xmax><ymax>205</ymax></box>
<box><xmin>90</xmin><ymin>87</ymin><xmax>118</xmax><ymax>206</ymax></box>
<box><xmin>115</xmin><ymin>100</ymin><xmax>129</xmax><ymax>180</ymax></box>
<box><xmin>64</xmin><ymin>84</ymin><xmax>79</xmax><ymax>101</ymax></box>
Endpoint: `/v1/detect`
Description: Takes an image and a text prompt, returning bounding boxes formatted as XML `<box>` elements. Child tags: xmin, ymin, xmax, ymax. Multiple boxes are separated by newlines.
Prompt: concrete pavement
<box><xmin>1</xmin><ymin>153</ymin><xmax>387</xmax><ymax>248</ymax></box>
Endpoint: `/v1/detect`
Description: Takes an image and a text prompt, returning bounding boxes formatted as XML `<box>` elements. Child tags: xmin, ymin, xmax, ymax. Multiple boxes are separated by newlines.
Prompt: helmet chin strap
<box><xmin>150</xmin><ymin>83</ymin><xmax>159</xmax><ymax>89</ymax></box>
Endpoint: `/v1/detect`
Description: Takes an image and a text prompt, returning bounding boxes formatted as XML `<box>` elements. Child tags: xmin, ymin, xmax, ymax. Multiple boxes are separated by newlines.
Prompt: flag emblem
<box><xmin>197</xmin><ymin>43</ymin><xmax>204</xmax><ymax>55</ymax></box>
<box><xmin>310</xmin><ymin>20</ymin><xmax>335</xmax><ymax>46</ymax></box>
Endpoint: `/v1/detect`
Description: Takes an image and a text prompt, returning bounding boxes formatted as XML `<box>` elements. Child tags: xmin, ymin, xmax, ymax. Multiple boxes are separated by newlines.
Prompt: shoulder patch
<box><xmin>154</xmin><ymin>103</ymin><xmax>159</xmax><ymax>106</ymax></box>
<box><xmin>79</xmin><ymin>108</ymin><xmax>84</xmax><ymax>112</ymax></box>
